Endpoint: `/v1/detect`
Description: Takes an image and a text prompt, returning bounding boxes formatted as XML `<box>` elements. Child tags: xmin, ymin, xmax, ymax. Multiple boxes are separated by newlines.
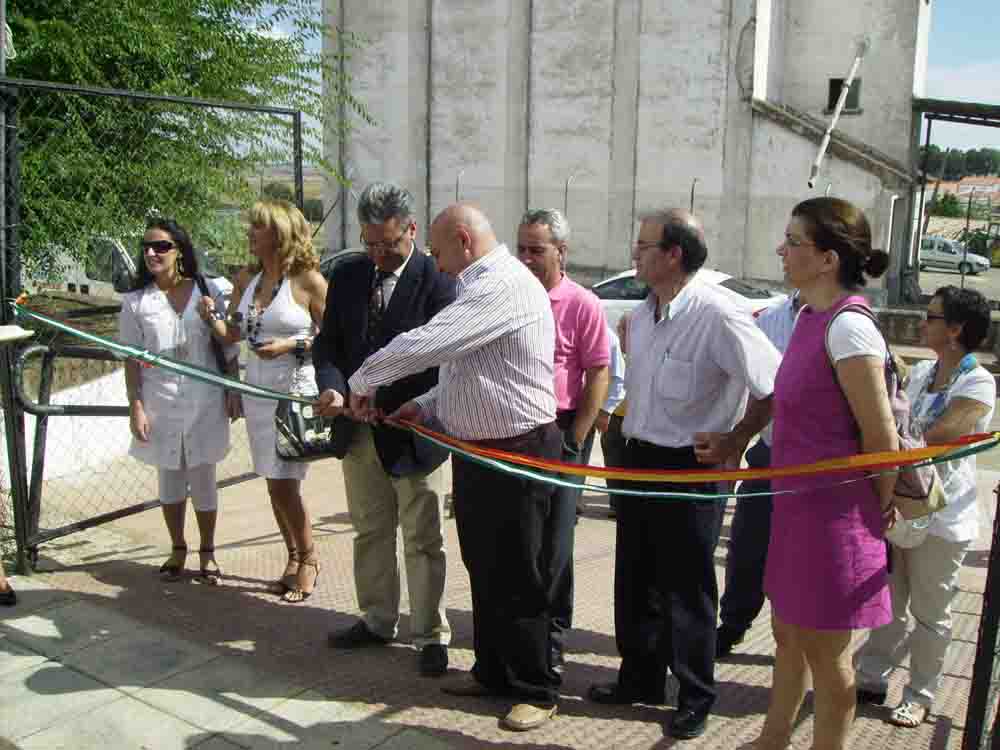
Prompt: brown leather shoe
<box><xmin>440</xmin><ymin>673</ymin><xmax>496</xmax><ymax>697</ymax></box>
<box><xmin>502</xmin><ymin>703</ymin><xmax>557</xmax><ymax>731</ymax></box>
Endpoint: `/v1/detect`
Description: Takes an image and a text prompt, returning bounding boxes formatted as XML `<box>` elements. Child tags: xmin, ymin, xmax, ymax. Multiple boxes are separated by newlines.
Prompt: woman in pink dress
<box><xmin>752</xmin><ymin>197</ymin><xmax>897</xmax><ymax>750</ymax></box>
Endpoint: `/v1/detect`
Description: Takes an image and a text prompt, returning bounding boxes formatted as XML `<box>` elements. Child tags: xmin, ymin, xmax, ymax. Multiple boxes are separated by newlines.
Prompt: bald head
<box><xmin>429</xmin><ymin>202</ymin><xmax>498</xmax><ymax>276</ymax></box>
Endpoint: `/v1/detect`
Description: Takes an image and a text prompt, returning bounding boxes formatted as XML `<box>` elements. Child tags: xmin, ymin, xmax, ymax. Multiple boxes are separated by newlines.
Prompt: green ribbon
<box><xmin>13</xmin><ymin>300</ymin><xmax>999</xmax><ymax>501</ymax></box>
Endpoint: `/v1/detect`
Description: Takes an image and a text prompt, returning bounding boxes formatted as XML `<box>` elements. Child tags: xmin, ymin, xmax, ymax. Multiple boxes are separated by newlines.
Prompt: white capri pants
<box><xmin>157</xmin><ymin>462</ymin><xmax>219</xmax><ymax>512</ymax></box>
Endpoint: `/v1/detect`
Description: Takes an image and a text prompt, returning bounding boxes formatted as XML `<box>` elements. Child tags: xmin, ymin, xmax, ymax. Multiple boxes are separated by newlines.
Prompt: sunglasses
<box><xmin>141</xmin><ymin>240</ymin><xmax>176</xmax><ymax>254</ymax></box>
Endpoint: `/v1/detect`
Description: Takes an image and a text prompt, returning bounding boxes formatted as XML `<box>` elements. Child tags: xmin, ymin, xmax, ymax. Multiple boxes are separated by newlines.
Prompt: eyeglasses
<box><xmin>924</xmin><ymin>312</ymin><xmax>947</xmax><ymax>322</ymax></box>
<box><xmin>361</xmin><ymin>229</ymin><xmax>409</xmax><ymax>254</ymax></box>
<box><xmin>633</xmin><ymin>240</ymin><xmax>663</xmax><ymax>253</ymax></box>
<box><xmin>141</xmin><ymin>240</ymin><xmax>176</xmax><ymax>254</ymax></box>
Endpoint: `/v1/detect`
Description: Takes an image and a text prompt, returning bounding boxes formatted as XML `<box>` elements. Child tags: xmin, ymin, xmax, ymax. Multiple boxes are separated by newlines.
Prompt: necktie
<box><xmin>367</xmin><ymin>269</ymin><xmax>392</xmax><ymax>346</ymax></box>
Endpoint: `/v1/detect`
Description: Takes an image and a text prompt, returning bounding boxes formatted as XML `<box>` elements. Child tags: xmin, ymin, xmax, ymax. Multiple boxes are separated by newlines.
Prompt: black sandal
<box><xmin>194</xmin><ymin>547</ymin><xmax>222</xmax><ymax>586</ymax></box>
<box><xmin>282</xmin><ymin>550</ymin><xmax>320</xmax><ymax>603</ymax></box>
<box><xmin>269</xmin><ymin>547</ymin><xmax>299</xmax><ymax>594</ymax></box>
<box><xmin>159</xmin><ymin>545</ymin><xmax>188</xmax><ymax>581</ymax></box>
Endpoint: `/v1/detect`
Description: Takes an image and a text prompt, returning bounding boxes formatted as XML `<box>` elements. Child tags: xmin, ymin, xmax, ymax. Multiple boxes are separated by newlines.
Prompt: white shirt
<box><xmin>119</xmin><ymin>279</ymin><xmax>236</xmax><ymax>470</ymax></box>
<box><xmin>906</xmin><ymin>359</ymin><xmax>996</xmax><ymax>542</ymax></box>
<box><xmin>349</xmin><ymin>245</ymin><xmax>556</xmax><ymax>440</ymax></box>
<box><xmin>602</xmin><ymin>326</ymin><xmax>626</xmax><ymax>414</ymax></box>
<box><xmin>622</xmin><ymin>278</ymin><xmax>781</xmax><ymax>448</ymax></box>
<box><xmin>756</xmin><ymin>296</ymin><xmax>799</xmax><ymax>446</ymax></box>
<box><xmin>826</xmin><ymin>310</ymin><xmax>887</xmax><ymax>362</ymax></box>
<box><xmin>379</xmin><ymin>243</ymin><xmax>415</xmax><ymax>307</ymax></box>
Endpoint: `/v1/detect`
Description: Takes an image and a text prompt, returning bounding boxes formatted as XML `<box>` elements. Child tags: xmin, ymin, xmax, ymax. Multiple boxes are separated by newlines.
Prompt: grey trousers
<box><xmin>341</xmin><ymin>425</ymin><xmax>451</xmax><ymax>647</ymax></box>
<box><xmin>855</xmin><ymin>533</ymin><xmax>969</xmax><ymax>707</ymax></box>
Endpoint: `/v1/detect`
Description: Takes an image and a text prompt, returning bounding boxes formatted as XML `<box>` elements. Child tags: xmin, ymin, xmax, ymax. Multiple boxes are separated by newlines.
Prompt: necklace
<box><xmin>248</xmin><ymin>275</ymin><xmax>284</xmax><ymax>348</ymax></box>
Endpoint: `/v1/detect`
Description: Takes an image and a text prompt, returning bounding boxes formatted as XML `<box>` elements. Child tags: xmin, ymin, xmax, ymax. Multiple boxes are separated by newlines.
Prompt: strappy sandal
<box><xmin>193</xmin><ymin>547</ymin><xmax>222</xmax><ymax>586</ymax></box>
<box><xmin>269</xmin><ymin>547</ymin><xmax>299</xmax><ymax>594</ymax></box>
<box><xmin>0</xmin><ymin>583</ymin><xmax>16</xmax><ymax>606</ymax></box>
<box><xmin>889</xmin><ymin>701</ymin><xmax>929</xmax><ymax>728</ymax></box>
<box><xmin>282</xmin><ymin>549</ymin><xmax>320</xmax><ymax>603</ymax></box>
<box><xmin>159</xmin><ymin>545</ymin><xmax>188</xmax><ymax>581</ymax></box>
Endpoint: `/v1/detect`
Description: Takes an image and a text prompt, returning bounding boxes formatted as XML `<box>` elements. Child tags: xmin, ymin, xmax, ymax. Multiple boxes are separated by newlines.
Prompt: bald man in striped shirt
<box><xmin>339</xmin><ymin>203</ymin><xmax>563</xmax><ymax>732</ymax></box>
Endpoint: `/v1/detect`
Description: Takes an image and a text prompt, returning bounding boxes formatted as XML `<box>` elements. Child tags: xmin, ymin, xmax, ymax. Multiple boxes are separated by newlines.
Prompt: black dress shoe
<box><xmin>419</xmin><ymin>644</ymin><xmax>449</xmax><ymax>677</ymax></box>
<box><xmin>588</xmin><ymin>682</ymin><xmax>664</xmax><ymax>706</ymax></box>
<box><xmin>328</xmin><ymin>621</ymin><xmax>391</xmax><ymax>649</ymax></box>
<box><xmin>715</xmin><ymin>626</ymin><xmax>745</xmax><ymax>658</ymax></box>
<box><xmin>0</xmin><ymin>585</ymin><xmax>15</xmax><ymax>606</ymax></box>
<box><xmin>856</xmin><ymin>687</ymin><xmax>888</xmax><ymax>705</ymax></box>
<box><xmin>669</xmin><ymin>708</ymin><xmax>708</xmax><ymax>739</ymax></box>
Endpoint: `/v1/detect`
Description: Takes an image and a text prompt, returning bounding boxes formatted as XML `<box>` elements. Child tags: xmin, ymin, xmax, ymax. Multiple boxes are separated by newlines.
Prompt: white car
<box><xmin>919</xmin><ymin>236</ymin><xmax>990</xmax><ymax>275</ymax></box>
<box><xmin>591</xmin><ymin>268</ymin><xmax>787</xmax><ymax>330</ymax></box>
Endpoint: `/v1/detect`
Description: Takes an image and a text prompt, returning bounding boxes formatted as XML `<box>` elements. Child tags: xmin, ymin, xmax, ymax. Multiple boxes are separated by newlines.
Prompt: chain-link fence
<box><xmin>0</xmin><ymin>77</ymin><xmax>309</xmax><ymax>565</ymax></box>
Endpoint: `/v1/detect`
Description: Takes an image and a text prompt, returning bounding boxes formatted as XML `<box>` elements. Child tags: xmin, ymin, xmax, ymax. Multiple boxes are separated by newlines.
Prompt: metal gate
<box><xmin>0</xmin><ymin>77</ymin><xmax>307</xmax><ymax>571</ymax></box>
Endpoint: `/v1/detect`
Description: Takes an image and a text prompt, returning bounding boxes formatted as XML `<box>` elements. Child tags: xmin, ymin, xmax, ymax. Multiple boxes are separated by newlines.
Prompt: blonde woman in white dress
<box><xmin>200</xmin><ymin>200</ymin><xmax>328</xmax><ymax>602</ymax></box>
<box><xmin>121</xmin><ymin>218</ymin><xmax>239</xmax><ymax>584</ymax></box>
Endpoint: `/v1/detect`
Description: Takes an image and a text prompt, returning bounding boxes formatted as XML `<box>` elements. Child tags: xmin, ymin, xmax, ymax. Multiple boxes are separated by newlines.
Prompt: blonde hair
<box><xmin>247</xmin><ymin>199</ymin><xmax>319</xmax><ymax>276</ymax></box>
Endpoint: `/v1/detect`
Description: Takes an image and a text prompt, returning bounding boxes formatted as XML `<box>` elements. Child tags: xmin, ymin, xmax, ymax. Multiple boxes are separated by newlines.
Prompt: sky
<box><xmin>924</xmin><ymin>0</ymin><xmax>1000</xmax><ymax>151</ymax></box>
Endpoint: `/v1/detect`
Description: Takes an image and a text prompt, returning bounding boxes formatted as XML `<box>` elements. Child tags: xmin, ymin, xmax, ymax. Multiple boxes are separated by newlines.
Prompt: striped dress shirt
<box><xmin>348</xmin><ymin>244</ymin><xmax>557</xmax><ymax>440</ymax></box>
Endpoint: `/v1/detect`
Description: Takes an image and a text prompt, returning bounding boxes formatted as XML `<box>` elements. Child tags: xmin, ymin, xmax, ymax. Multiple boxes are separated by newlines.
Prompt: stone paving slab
<box><xmin>17</xmin><ymin>693</ymin><xmax>208</xmax><ymax>750</ymax></box>
<box><xmin>1</xmin><ymin>457</ymin><xmax>996</xmax><ymax>749</ymax></box>
<box><xmin>0</xmin><ymin>661</ymin><xmax>122</xmax><ymax>742</ymax></box>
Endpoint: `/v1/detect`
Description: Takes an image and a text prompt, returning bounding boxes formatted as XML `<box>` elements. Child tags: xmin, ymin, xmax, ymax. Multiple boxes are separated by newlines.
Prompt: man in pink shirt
<box><xmin>517</xmin><ymin>209</ymin><xmax>610</xmax><ymax>669</ymax></box>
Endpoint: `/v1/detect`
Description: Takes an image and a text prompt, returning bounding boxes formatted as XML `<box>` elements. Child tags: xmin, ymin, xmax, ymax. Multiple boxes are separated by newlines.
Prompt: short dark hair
<box><xmin>934</xmin><ymin>285</ymin><xmax>992</xmax><ymax>352</ymax></box>
<box><xmin>659</xmin><ymin>219</ymin><xmax>707</xmax><ymax>274</ymax></box>
<box><xmin>132</xmin><ymin>217</ymin><xmax>198</xmax><ymax>291</ymax></box>
<box><xmin>792</xmin><ymin>197</ymin><xmax>889</xmax><ymax>288</ymax></box>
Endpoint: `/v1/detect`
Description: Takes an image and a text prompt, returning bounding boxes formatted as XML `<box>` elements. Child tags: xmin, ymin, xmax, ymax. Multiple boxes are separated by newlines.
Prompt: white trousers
<box><xmin>855</xmin><ymin>533</ymin><xmax>970</xmax><ymax>707</ymax></box>
<box><xmin>157</xmin><ymin>462</ymin><xmax>218</xmax><ymax>512</ymax></box>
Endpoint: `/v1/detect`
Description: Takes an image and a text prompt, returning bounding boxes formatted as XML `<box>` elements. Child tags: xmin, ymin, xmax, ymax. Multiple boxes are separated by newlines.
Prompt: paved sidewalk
<box><xmin>1</xmin><ymin>453</ymin><xmax>996</xmax><ymax>749</ymax></box>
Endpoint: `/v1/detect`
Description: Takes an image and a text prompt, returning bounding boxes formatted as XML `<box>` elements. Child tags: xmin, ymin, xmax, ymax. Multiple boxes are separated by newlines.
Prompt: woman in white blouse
<box><xmin>856</xmin><ymin>285</ymin><xmax>996</xmax><ymax>728</ymax></box>
<box><xmin>120</xmin><ymin>218</ymin><xmax>239</xmax><ymax>584</ymax></box>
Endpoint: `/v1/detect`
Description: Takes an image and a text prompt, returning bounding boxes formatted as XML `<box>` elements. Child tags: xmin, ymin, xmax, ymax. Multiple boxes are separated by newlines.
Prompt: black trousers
<box><xmin>614</xmin><ymin>440</ymin><xmax>723</xmax><ymax>715</ymax></box>
<box><xmin>452</xmin><ymin>422</ymin><xmax>562</xmax><ymax>706</ymax></box>
<box><xmin>719</xmin><ymin>440</ymin><xmax>773</xmax><ymax>635</ymax></box>
<box><xmin>547</xmin><ymin>409</ymin><xmax>597</xmax><ymax>659</ymax></box>
<box><xmin>600</xmin><ymin>414</ymin><xmax>629</xmax><ymax>512</ymax></box>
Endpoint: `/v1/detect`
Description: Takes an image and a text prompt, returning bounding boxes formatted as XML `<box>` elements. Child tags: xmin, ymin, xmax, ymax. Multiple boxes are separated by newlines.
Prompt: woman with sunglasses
<box><xmin>750</xmin><ymin>197</ymin><xmax>897</xmax><ymax>750</ymax></box>
<box><xmin>200</xmin><ymin>200</ymin><xmax>328</xmax><ymax>602</ymax></box>
<box><xmin>120</xmin><ymin>218</ymin><xmax>239</xmax><ymax>584</ymax></box>
<box><xmin>855</xmin><ymin>286</ymin><xmax>995</xmax><ymax>729</ymax></box>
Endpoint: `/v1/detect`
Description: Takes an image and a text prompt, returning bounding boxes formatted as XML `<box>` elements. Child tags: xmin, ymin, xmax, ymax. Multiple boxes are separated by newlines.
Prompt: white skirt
<box><xmin>243</xmin><ymin>355</ymin><xmax>317</xmax><ymax>481</ymax></box>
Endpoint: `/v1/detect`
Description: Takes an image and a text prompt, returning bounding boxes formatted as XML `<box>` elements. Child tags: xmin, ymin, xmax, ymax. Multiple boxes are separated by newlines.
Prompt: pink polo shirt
<box><xmin>549</xmin><ymin>275</ymin><xmax>610</xmax><ymax>411</ymax></box>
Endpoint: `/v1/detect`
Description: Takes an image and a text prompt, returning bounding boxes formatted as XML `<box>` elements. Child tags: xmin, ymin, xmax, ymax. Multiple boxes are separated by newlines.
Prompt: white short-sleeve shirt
<box><xmin>906</xmin><ymin>358</ymin><xmax>996</xmax><ymax>542</ymax></box>
<box><xmin>826</xmin><ymin>310</ymin><xmax>888</xmax><ymax>362</ymax></box>
<box><xmin>119</xmin><ymin>279</ymin><xmax>233</xmax><ymax>470</ymax></box>
<box><xmin>622</xmin><ymin>278</ymin><xmax>781</xmax><ymax>448</ymax></box>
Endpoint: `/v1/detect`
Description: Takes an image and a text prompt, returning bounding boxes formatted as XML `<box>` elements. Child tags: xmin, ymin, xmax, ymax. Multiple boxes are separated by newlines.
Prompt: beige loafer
<box><xmin>441</xmin><ymin>673</ymin><xmax>496</xmax><ymax>697</ymax></box>
<box><xmin>502</xmin><ymin>703</ymin><xmax>557</xmax><ymax>731</ymax></box>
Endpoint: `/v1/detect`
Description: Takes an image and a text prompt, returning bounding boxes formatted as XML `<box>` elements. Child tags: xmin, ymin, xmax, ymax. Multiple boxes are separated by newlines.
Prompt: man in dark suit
<box><xmin>313</xmin><ymin>182</ymin><xmax>456</xmax><ymax>676</ymax></box>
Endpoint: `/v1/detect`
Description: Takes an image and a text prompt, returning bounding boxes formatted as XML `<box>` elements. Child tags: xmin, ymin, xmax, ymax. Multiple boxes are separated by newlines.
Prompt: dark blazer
<box><xmin>312</xmin><ymin>247</ymin><xmax>457</xmax><ymax>476</ymax></box>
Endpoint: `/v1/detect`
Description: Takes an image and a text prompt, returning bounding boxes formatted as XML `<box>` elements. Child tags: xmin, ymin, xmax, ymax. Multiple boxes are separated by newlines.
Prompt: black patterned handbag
<box><xmin>274</xmin><ymin>400</ymin><xmax>339</xmax><ymax>462</ymax></box>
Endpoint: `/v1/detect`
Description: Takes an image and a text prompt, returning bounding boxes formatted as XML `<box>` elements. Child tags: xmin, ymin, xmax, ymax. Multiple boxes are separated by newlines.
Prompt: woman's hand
<box><xmin>130</xmin><ymin>402</ymin><xmax>150</xmax><ymax>442</ymax></box>
<box><xmin>253</xmin><ymin>338</ymin><xmax>294</xmax><ymax>360</ymax></box>
<box><xmin>881</xmin><ymin>496</ymin><xmax>897</xmax><ymax>533</ymax></box>
<box><xmin>226</xmin><ymin>391</ymin><xmax>244</xmax><ymax>421</ymax></box>
<box><xmin>197</xmin><ymin>295</ymin><xmax>216</xmax><ymax>323</ymax></box>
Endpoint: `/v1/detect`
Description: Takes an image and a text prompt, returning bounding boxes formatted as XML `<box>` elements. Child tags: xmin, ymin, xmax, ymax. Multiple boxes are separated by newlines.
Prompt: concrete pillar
<box><xmin>428</xmin><ymin>0</ymin><xmax>529</xmax><ymax>245</ymax></box>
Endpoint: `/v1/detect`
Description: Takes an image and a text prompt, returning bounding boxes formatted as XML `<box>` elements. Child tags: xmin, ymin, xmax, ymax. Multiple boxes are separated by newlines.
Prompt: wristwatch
<box><xmin>294</xmin><ymin>337</ymin><xmax>307</xmax><ymax>358</ymax></box>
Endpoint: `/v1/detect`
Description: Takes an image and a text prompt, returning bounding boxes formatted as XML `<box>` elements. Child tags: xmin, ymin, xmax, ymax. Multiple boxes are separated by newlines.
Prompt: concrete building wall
<box><xmin>323</xmin><ymin>0</ymin><xmax>926</xmax><ymax>287</ymax></box>
<box><xmin>780</xmin><ymin>0</ymin><xmax>923</xmax><ymax>166</ymax></box>
<box><xmin>744</xmin><ymin>115</ymin><xmax>887</xmax><ymax>285</ymax></box>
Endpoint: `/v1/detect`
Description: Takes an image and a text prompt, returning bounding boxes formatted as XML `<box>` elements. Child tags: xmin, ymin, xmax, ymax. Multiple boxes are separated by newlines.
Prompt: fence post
<box><xmin>293</xmin><ymin>110</ymin><xmax>304</xmax><ymax>211</ymax></box>
<box><xmin>963</xmin><ymin>481</ymin><xmax>1000</xmax><ymax>749</ymax></box>
<box><xmin>0</xmin><ymin>88</ymin><xmax>31</xmax><ymax>572</ymax></box>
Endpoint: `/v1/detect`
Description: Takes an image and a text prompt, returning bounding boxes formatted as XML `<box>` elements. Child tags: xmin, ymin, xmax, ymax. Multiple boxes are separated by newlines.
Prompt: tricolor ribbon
<box><xmin>13</xmin><ymin>298</ymin><xmax>999</xmax><ymax>500</ymax></box>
